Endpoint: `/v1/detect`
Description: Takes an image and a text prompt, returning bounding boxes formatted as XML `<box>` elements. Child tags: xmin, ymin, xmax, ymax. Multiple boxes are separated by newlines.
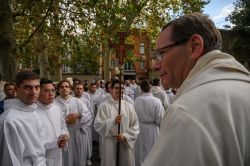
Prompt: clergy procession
<box><xmin>0</xmin><ymin>70</ymin><xmax>172</xmax><ymax>166</ymax></box>
<box><xmin>1</xmin><ymin>12</ymin><xmax>250</xmax><ymax>166</ymax></box>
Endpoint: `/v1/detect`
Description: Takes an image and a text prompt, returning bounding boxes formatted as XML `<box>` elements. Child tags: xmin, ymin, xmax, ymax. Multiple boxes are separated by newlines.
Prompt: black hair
<box><xmin>140</xmin><ymin>80</ymin><xmax>151</xmax><ymax>93</ymax></box>
<box><xmin>40</xmin><ymin>78</ymin><xmax>53</xmax><ymax>87</ymax></box>
<box><xmin>152</xmin><ymin>78</ymin><xmax>160</xmax><ymax>86</ymax></box>
<box><xmin>16</xmin><ymin>70</ymin><xmax>40</xmax><ymax>87</ymax></box>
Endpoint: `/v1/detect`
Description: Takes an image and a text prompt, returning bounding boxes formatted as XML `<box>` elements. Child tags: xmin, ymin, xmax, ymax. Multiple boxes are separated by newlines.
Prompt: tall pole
<box><xmin>117</xmin><ymin>39</ymin><xmax>125</xmax><ymax>166</ymax></box>
<box><xmin>116</xmin><ymin>65</ymin><xmax>122</xmax><ymax>166</ymax></box>
<box><xmin>109</xmin><ymin>32</ymin><xmax>134</xmax><ymax>166</ymax></box>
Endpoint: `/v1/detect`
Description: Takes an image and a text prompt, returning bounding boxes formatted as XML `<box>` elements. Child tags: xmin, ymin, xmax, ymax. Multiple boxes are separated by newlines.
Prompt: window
<box><xmin>140</xmin><ymin>42</ymin><xmax>145</xmax><ymax>54</ymax></box>
<box><xmin>111</xmin><ymin>59</ymin><xmax>118</xmax><ymax>68</ymax></box>
<box><xmin>140</xmin><ymin>60</ymin><xmax>145</xmax><ymax>69</ymax></box>
<box><xmin>124</xmin><ymin>62</ymin><xmax>133</xmax><ymax>70</ymax></box>
<box><xmin>111</xmin><ymin>60</ymin><xmax>115</xmax><ymax>68</ymax></box>
<box><xmin>62</xmin><ymin>64</ymin><xmax>68</xmax><ymax>72</ymax></box>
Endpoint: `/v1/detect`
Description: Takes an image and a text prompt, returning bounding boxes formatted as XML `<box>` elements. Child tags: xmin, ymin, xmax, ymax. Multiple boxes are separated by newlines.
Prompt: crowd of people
<box><xmin>1</xmin><ymin>12</ymin><xmax>250</xmax><ymax>166</ymax></box>
<box><xmin>0</xmin><ymin>70</ymin><xmax>173</xmax><ymax>166</ymax></box>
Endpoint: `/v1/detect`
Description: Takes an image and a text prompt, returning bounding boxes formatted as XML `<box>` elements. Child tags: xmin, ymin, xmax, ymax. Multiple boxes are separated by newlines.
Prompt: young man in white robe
<box><xmin>0</xmin><ymin>70</ymin><xmax>46</xmax><ymax>166</ymax></box>
<box><xmin>99</xmin><ymin>81</ymin><xmax>134</xmax><ymax>106</ymax></box>
<box><xmin>54</xmin><ymin>80</ymin><xmax>92</xmax><ymax>166</ymax></box>
<box><xmin>130</xmin><ymin>80</ymin><xmax>141</xmax><ymax>99</ymax></box>
<box><xmin>143</xmin><ymin>13</ymin><xmax>250</xmax><ymax>166</ymax></box>
<box><xmin>124</xmin><ymin>80</ymin><xmax>135</xmax><ymax>100</ymax></box>
<box><xmin>95</xmin><ymin>80</ymin><xmax>105</xmax><ymax>95</ymax></box>
<box><xmin>150</xmin><ymin>77</ymin><xmax>170</xmax><ymax>110</ymax></box>
<box><xmin>74</xmin><ymin>83</ymin><xmax>94</xmax><ymax>165</ymax></box>
<box><xmin>134</xmin><ymin>80</ymin><xmax>164</xmax><ymax>166</ymax></box>
<box><xmin>37</xmin><ymin>78</ymin><xmax>69</xmax><ymax>166</ymax></box>
<box><xmin>94</xmin><ymin>80</ymin><xmax>139</xmax><ymax>166</ymax></box>
<box><xmin>88</xmin><ymin>82</ymin><xmax>102</xmax><ymax>144</ymax></box>
<box><xmin>0</xmin><ymin>82</ymin><xmax>16</xmax><ymax>114</ymax></box>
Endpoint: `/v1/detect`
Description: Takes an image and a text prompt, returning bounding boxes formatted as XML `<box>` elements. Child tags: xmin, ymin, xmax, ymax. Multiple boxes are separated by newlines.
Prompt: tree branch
<box><xmin>59</xmin><ymin>7</ymin><xmax>85</xmax><ymax>16</ymax></box>
<box><xmin>19</xmin><ymin>0</ymin><xmax>54</xmax><ymax>47</ymax></box>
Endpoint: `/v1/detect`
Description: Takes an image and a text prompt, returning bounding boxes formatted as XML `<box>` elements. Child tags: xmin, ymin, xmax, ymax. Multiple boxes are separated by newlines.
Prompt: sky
<box><xmin>203</xmin><ymin>0</ymin><xmax>236</xmax><ymax>29</ymax></box>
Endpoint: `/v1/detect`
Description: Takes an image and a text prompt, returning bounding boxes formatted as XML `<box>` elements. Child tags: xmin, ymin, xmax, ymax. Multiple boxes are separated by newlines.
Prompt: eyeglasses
<box><xmin>43</xmin><ymin>89</ymin><xmax>56</xmax><ymax>94</ymax></box>
<box><xmin>154</xmin><ymin>38</ymin><xmax>189</xmax><ymax>61</ymax></box>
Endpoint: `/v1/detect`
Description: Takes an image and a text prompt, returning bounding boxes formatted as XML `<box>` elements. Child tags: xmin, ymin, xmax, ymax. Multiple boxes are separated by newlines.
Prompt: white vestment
<box><xmin>88</xmin><ymin>91</ymin><xmax>101</xmax><ymax>110</ymax></box>
<box><xmin>76</xmin><ymin>95</ymin><xmax>94</xmax><ymax>159</ymax></box>
<box><xmin>36</xmin><ymin>101</ymin><xmax>69</xmax><ymax>166</ymax></box>
<box><xmin>99</xmin><ymin>94</ymin><xmax>134</xmax><ymax>107</ymax></box>
<box><xmin>122</xmin><ymin>95</ymin><xmax>134</xmax><ymax>106</ymax></box>
<box><xmin>0</xmin><ymin>98</ymin><xmax>46</xmax><ymax>166</ymax></box>
<box><xmin>165</xmin><ymin>89</ymin><xmax>175</xmax><ymax>104</ymax></box>
<box><xmin>96</xmin><ymin>87</ymin><xmax>105</xmax><ymax>95</ymax></box>
<box><xmin>81</xmin><ymin>92</ymin><xmax>91</xmax><ymax>102</ymax></box>
<box><xmin>150</xmin><ymin>86</ymin><xmax>170</xmax><ymax>111</ymax></box>
<box><xmin>132</xmin><ymin>85</ymin><xmax>141</xmax><ymax>99</ymax></box>
<box><xmin>134</xmin><ymin>93</ymin><xmax>164</xmax><ymax>166</ymax></box>
<box><xmin>94</xmin><ymin>97</ymin><xmax>139</xmax><ymax>166</ymax></box>
<box><xmin>143</xmin><ymin>50</ymin><xmax>250</xmax><ymax>166</ymax></box>
<box><xmin>55</xmin><ymin>96</ymin><xmax>92</xmax><ymax>166</ymax></box>
<box><xmin>124</xmin><ymin>86</ymin><xmax>135</xmax><ymax>100</ymax></box>
<box><xmin>88</xmin><ymin>91</ymin><xmax>102</xmax><ymax>142</ymax></box>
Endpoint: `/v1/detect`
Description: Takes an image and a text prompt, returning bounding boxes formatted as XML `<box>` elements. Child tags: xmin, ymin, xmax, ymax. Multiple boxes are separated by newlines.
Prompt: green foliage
<box><xmin>125</xmin><ymin>50</ymin><xmax>138</xmax><ymax>63</ymax></box>
<box><xmin>69</xmin><ymin>37</ymin><xmax>100</xmax><ymax>74</ymax></box>
<box><xmin>228</xmin><ymin>0</ymin><xmax>250</xmax><ymax>32</ymax></box>
<box><xmin>10</xmin><ymin>0</ymin><xmax>208</xmax><ymax>76</ymax></box>
<box><xmin>227</xmin><ymin>0</ymin><xmax>250</xmax><ymax>62</ymax></box>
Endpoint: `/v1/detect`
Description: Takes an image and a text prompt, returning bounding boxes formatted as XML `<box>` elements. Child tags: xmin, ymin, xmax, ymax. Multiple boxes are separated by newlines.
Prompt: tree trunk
<box><xmin>35</xmin><ymin>30</ymin><xmax>50</xmax><ymax>79</ymax></box>
<box><xmin>103</xmin><ymin>45</ymin><xmax>111</xmax><ymax>81</ymax></box>
<box><xmin>53</xmin><ymin>54</ymin><xmax>62</xmax><ymax>82</ymax></box>
<box><xmin>32</xmin><ymin>1</ymin><xmax>50</xmax><ymax>79</ymax></box>
<box><xmin>0</xmin><ymin>0</ymin><xmax>17</xmax><ymax>81</ymax></box>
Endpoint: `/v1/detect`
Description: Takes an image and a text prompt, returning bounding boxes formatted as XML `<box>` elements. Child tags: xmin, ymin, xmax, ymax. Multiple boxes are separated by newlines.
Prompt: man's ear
<box><xmin>189</xmin><ymin>34</ymin><xmax>204</xmax><ymax>60</ymax></box>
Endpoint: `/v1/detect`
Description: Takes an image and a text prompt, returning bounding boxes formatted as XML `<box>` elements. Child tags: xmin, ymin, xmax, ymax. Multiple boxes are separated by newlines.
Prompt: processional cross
<box><xmin>109</xmin><ymin>32</ymin><xmax>134</xmax><ymax>166</ymax></box>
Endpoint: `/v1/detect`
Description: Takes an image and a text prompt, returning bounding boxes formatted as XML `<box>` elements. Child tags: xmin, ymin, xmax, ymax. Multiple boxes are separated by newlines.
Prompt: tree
<box><xmin>227</xmin><ymin>0</ymin><xmax>250</xmax><ymax>68</ymax></box>
<box><xmin>80</xmin><ymin>0</ymin><xmax>209</xmax><ymax>80</ymax></box>
<box><xmin>1</xmin><ymin>0</ymin><xmax>209</xmax><ymax>81</ymax></box>
<box><xmin>0</xmin><ymin>0</ymin><xmax>16</xmax><ymax>81</ymax></box>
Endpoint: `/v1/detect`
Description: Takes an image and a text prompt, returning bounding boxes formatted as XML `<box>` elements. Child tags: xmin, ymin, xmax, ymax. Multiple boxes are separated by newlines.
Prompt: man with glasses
<box><xmin>37</xmin><ymin>78</ymin><xmax>69</xmax><ymax>166</ymax></box>
<box><xmin>143</xmin><ymin>13</ymin><xmax>250</xmax><ymax>166</ymax></box>
<box><xmin>94</xmin><ymin>80</ymin><xmax>139</xmax><ymax>166</ymax></box>
<box><xmin>0</xmin><ymin>70</ymin><xmax>46</xmax><ymax>165</ymax></box>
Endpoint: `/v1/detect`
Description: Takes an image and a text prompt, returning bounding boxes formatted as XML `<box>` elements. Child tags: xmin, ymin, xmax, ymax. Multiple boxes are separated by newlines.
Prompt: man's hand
<box><xmin>57</xmin><ymin>134</ymin><xmax>69</xmax><ymax>148</ymax></box>
<box><xmin>114</xmin><ymin>134</ymin><xmax>126</xmax><ymax>142</ymax></box>
<box><xmin>65</xmin><ymin>113</ymin><xmax>81</xmax><ymax>125</ymax></box>
<box><xmin>115</xmin><ymin>115</ymin><xmax>122</xmax><ymax>124</ymax></box>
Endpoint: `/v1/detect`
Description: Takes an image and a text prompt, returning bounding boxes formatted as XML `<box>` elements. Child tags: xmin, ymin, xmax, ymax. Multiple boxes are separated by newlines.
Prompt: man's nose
<box><xmin>153</xmin><ymin>60</ymin><xmax>161</xmax><ymax>71</ymax></box>
<box><xmin>30</xmin><ymin>87</ymin><xmax>38</xmax><ymax>94</ymax></box>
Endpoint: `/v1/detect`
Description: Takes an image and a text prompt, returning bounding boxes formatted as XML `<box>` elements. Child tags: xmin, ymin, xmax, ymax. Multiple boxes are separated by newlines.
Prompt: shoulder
<box><xmin>84</xmin><ymin>92</ymin><xmax>91</xmax><ymax>96</ymax></box>
<box><xmin>71</xmin><ymin>96</ymin><xmax>83</xmax><ymax>104</ymax></box>
<box><xmin>53</xmin><ymin>98</ymin><xmax>62</xmax><ymax>106</ymax></box>
<box><xmin>51</xmin><ymin>103</ymin><xmax>62</xmax><ymax>111</ymax></box>
<box><xmin>122</xmin><ymin>100</ymin><xmax>134</xmax><ymax>113</ymax></box>
<box><xmin>162</xmin><ymin>105</ymin><xmax>204</xmax><ymax>132</ymax></box>
<box><xmin>152</xmin><ymin>95</ymin><xmax>163</xmax><ymax>103</ymax></box>
<box><xmin>0</xmin><ymin>108</ymin><xmax>20</xmax><ymax>124</ymax></box>
<box><xmin>98</xmin><ymin>99</ymin><xmax>110</xmax><ymax>109</ymax></box>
